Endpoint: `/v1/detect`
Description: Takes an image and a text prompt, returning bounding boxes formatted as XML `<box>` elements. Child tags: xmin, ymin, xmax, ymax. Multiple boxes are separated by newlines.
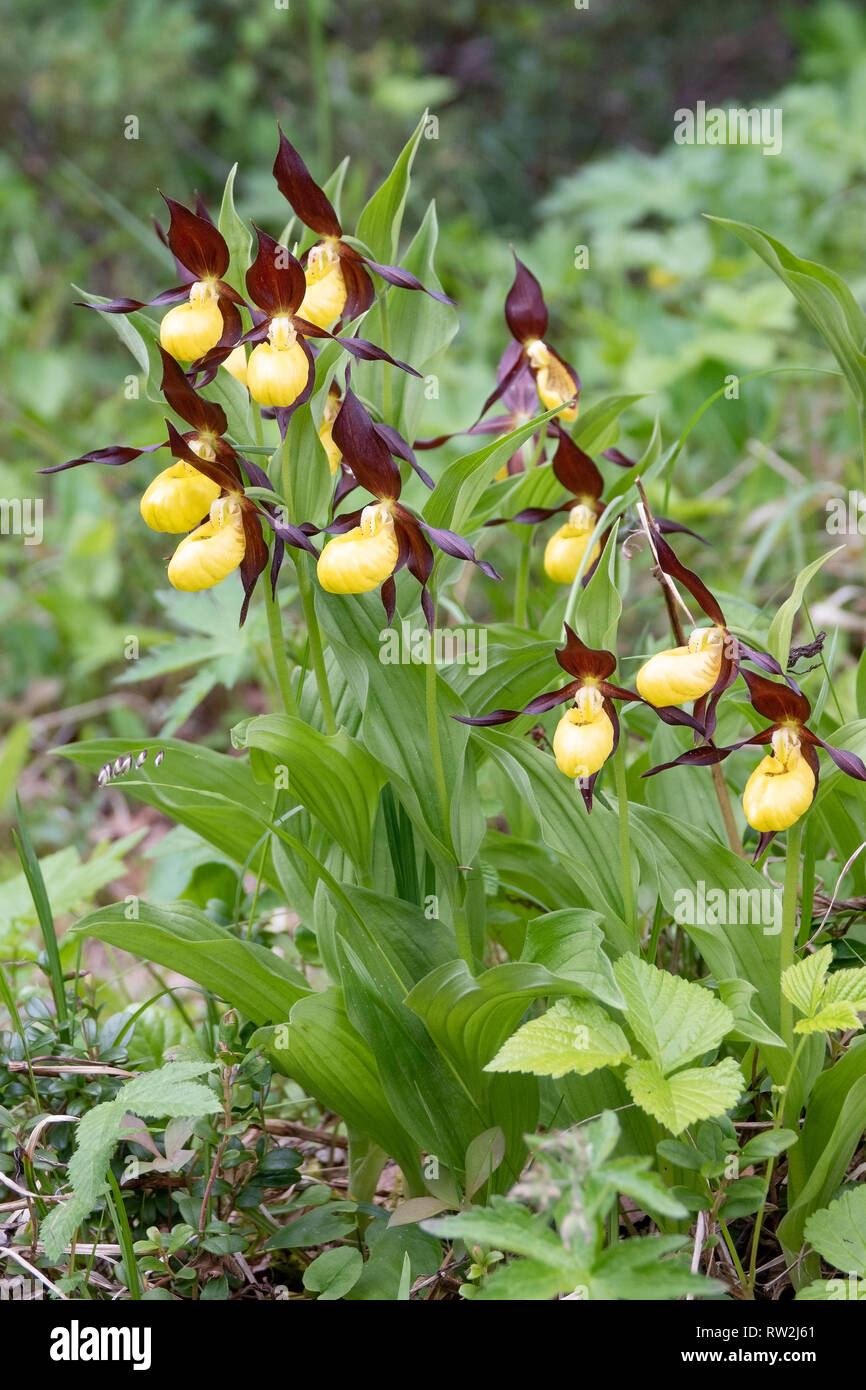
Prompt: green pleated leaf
<box><xmin>232</xmin><ymin>714</ymin><xmax>386</xmax><ymax>871</ymax></box>
<box><xmin>782</xmin><ymin>944</ymin><xmax>833</xmax><ymax>1018</ymax></box>
<box><xmin>355</xmin><ymin>111</ymin><xmax>428</xmax><ymax>262</ymax></box>
<box><xmin>708</xmin><ymin>217</ymin><xmax>866</xmax><ymax>404</ymax></box>
<box><xmin>71</xmin><ymin>901</ymin><xmax>309</xmax><ymax>1024</ymax></box>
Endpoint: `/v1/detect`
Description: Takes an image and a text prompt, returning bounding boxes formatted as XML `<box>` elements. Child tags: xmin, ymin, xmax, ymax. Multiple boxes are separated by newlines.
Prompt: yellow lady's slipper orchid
<box><xmin>742</xmin><ymin>727</ymin><xmax>815</xmax><ymax>833</ymax></box>
<box><xmin>543</xmin><ymin>503</ymin><xmax>600</xmax><ymax>584</ymax></box>
<box><xmin>317</xmin><ymin>503</ymin><xmax>399</xmax><ymax>594</ymax></box>
<box><xmin>636</xmin><ymin>626</ymin><xmax>725</xmax><ymax>707</ymax></box>
<box><xmin>298</xmin><ymin>242</ymin><xmax>347</xmax><ymax>329</ymax></box>
<box><xmin>553</xmin><ymin>685</ymin><xmax>615</xmax><ymax>780</ymax></box>
<box><xmin>140</xmin><ymin>439</ymin><xmax>221</xmax><ymax>533</ymax></box>
<box><xmin>246</xmin><ymin>316</ymin><xmax>309</xmax><ymax>408</ymax></box>
<box><xmin>160</xmin><ymin>281</ymin><xmax>224</xmax><ymax>363</ymax></box>
<box><xmin>318</xmin><ymin>390</ymin><xmax>342</xmax><ymax>474</ymax></box>
<box><xmin>167</xmin><ymin>496</ymin><xmax>246</xmax><ymax>591</ymax></box>
<box><xmin>526</xmin><ymin>339</ymin><xmax>578</xmax><ymax>423</ymax></box>
<box><xmin>222</xmin><ymin>344</ymin><xmax>248</xmax><ymax>387</ymax></box>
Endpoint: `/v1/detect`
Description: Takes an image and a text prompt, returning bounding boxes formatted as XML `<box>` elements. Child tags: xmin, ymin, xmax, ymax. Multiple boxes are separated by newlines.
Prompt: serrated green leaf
<box><xmin>614</xmin><ymin>955</ymin><xmax>734</xmax><ymax>1074</ymax></box>
<box><xmin>804</xmin><ymin>1187</ymin><xmax>866</xmax><ymax>1278</ymax></box>
<box><xmin>484</xmin><ymin>998</ymin><xmax>630</xmax><ymax>1079</ymax></box>
<box><xmin>42</xmin><ymin>1062</ymin><xmax>219</xmax><ymax>1262</ymax></box>
<box><xmin>823</xmin><ymin>967</ymin><xmax>866</xmax><ymax>1010</ymax></box>
<box><xmin>625</xmin><ymin>1057</ymin><xmax>743</xmax><ymax>1136</ymax></box>
<box><xmin>795</xmin><ymin>1002</ymin><xmax>864</xmax><ymax>1035</ymax></box>
<box><xmin>782</xmin><ymin>945</ymin><xmax>833</xmax><ymax>1018</ymax></box>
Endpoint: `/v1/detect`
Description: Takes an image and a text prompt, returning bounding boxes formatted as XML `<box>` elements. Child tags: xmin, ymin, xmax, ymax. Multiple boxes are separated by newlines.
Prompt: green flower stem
<box><xmin>780</xmin><ymin>819</ymin><xmax>803</xmax><ymax>1052</ymax></box>
<box><xmin>746</xmin><ymin>1034</ymin><xmax>806</xmax><ymax>1294</ymax></box>
<box><xmin>295</xmin><ymin>555</ymin><xmax>337</xmax><ymax>735</ymax></box>
<box><xmin>513</xmin><ymin>528</ymin><xmax>532</xmax><ymax>627</ymax></box>
<box><xmin>613</xmin><ymin>737</ymin><xmax>637</xmax><ymax>943</ymax></box>
<box><xmin>264</xmin><ymin>584</ymin><xmax>299</xmax><ymax>717</ymax></box>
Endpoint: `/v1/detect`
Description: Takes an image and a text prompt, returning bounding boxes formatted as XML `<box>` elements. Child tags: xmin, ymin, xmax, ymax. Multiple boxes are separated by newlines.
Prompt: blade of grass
<box><xmin>13</xmin><ymin>795</ymin><xmax>69</xmax><ymax>1041</ymax></box>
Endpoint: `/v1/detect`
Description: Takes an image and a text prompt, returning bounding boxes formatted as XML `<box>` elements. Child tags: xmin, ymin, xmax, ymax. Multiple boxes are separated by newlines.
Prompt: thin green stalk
<box><xmin>746</xmin><ymin>1035</ymin><xmax>806</xmax><ymax>1293</ymax></box>
<box><xmin>513</xmin><ymin>528</ymin><xmax>531</xmax><ymax>627</ymax></box>
<box><xmin>613</xmin><ymin>739</ymin><xmax>637</xmax><ymax>943</ymax></box>
<box><xmin>295</xmin><ymin>556</ymin><xmax>336</xmax><ymax>734</ymax></box>
<box><xmin>264</xmin><ymin>583</ymin><xmax>299</xmax><ymax>717</ymax></box>
<box><xmin>106</xmin><ymin>1170</ymin><xmax>141</xmax><ymax>1299</ymax></box>
<box><xmin>780</xmin><ymin>819</ymin><xmax>803</xmax><ymax>1051</ymax></box>
<box><xmin>859</xmin><ymin>403</ymin><xmax>866</xmax><ymax>497</ymax></box>
<box><xmin>14</xmin><ymin>797</ymin><xmax>69</xmax><ymax>1042</ymax></box>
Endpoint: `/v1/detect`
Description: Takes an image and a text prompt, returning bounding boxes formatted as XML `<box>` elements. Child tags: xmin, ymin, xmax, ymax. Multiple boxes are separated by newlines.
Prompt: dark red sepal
<box><xmin>273</xmin><ymin>129</ymin><xmax>343</xmax><ymax>238</ymax></box>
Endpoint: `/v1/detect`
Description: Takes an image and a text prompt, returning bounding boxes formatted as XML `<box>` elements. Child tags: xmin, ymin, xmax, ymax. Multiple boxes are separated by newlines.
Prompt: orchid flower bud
<box><xmin>552</xmin><ymin>685</ymin><xmax>614</xmax><ymax>780</ymax></box>
<box><xmin>742</xmin><ymin>726</ymin><xmax>815</xmax><ymax>833</ymax></box>
<box><xmin>636</xmin><ymin>625</ymin><xmax>725</xmax><ymax>707</ymax></box>
<box><xmin>247</xmin><ymin>317</ymin><xmax>309</xmax><ymax>407</ymax></box>
<box><xmin>317</xmin><ymin>502</ymin><xmax>399</xmax><ymax>594</ymax></box>
<box><xmin>525</xmin><ymin>339</ymin><xmax>578</xmax><ymax>422</ymax></box>
<box><xmin>140</xmin><ymin>438</ymin><xmax>221</xmax><ymax>533</ymax></box>
<box><xmin>297</xmin><ymin>241</ymin><xmax>347</xmax><ymax>329</ymax></box>
<box><xmin>543</xmin><ymin>502</ymin><xmax>600</xmax><ymax>584</ymax></box>
<box><xmin>159</xmin><ymin>280</ymin><xmax>224</xmax><ymax>362</ymax></box>
<box><xmin>167</xmin><ymin>495</ymin><xmax>246</xmax><ymax>591</ymax></box>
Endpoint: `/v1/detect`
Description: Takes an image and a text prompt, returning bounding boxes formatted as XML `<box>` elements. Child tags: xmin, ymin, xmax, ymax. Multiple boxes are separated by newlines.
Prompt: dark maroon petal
<box><xmin>504</xmin><ymin>253</ymin><xmax>549</xmax><ymax>343</ymax></box>
<box><xmin>360</xmin><ymin>257</ymin><xmax>455</xmax><ymax>306</ymax></box>
<box><xmin>397</xmin><ymin>514</ymin><xmax>435</xmax><ymax>590</ymax></box>
<box><xmin>499</xmin><ymin>341</ymin><xmax>538</xmax><ymax>416</ymax></box>
<box><xmin>741</xmin><ymin>668</ymin><xmax>812</xmax><ymax>725</ymax></box>
<box><xmin>420</xmin><ymin>586</ymin><xmax>435</xmax><ymax>633</ymax></box>
<box><xmin>238</xmin><ymin>512</ymin><xmax>269</xmax><ymax>626</ymax></box>
<box><xmin>655</xmin><ymin>517</ymin><xmax>709</xmax><ymax>545</ymax></box>
<box><xmin>485</xmin><ymin>504</ymin><xmax>569</xmax><ymax>528</ymax></box>
<box><xmin>643</xmin><ymin>745</ymin><xmax>732</xmax><ymax>777</ymax></box>
<box><xmin>556</xmin><ymin>625</ymin><xmax>617</xmax><ymax>682</ymax></box>
<box><xmin>599</xmin><ymin>681</ymin><xmax>641</xmax><ymax>704</ymax></box>
<box><xmin>417</xmin><ymin>521</ymin><xmax>500</xmax><ymax>580</ymax></box>
<box><xmin>39</xmin><ymin>441</ymin><xmax>165</xmax><ymax>474</ymax></box>
<box><xmin>164</xmin><ymin>419</ymin><xmax>240</xmax><ymax>492</ymax></box>
<box><xmin>273</xmin><ymin>128</ymin><xmax>342</xmax><ymax>238</ymax></box>
<box><xmin>236</xmin><ymin>454</ymin><xmax>272</xmax><ymax>491</ymax></box>
<box><xmin>455</xmin><ymin>681</ymin><xmax>580</xmax><ymax>727</ymax></box>
<box><xmin>297</xmin><ymin>324</ymin><xmax>421</xmax><ymax>378</ymax></box>
<box><xmin>269</xmin><ymin>534</ymin><xmax>284</xmax><ymax>598</ymax></box>
<box><xmin>650</xmin><ymin>704</ymin><xmax>712</xmax><ymax>734</ymax></box>
<box><xmin>810</xmin><ymin>736</ymin><xmax>866</xmax><ymax>781</ymax></box>
<box><xmin>373</xmin><ymin>423</ymin><xmax>435</xmax><ymax>490</ymax></box>
<box><xmin>260</xmin><ymin>510</ymin><xmax>319</xmax><ymax>557</ymax></box>
<box><xmin>246</xmin><ymin>225</ymin><xmax>306</xmax><ymax>316</ymax></box>
<box><xmin>602</xmin><ymin>448</ymin><xmax>636</xmax><ymax>469</ymax></box>
<box><xmin>161</xmin><ymin>194</ymin><xmax>230</xmax><ymax>279</ymax></box>
<box><xmin>159</xmin><ymin>345</ymin><xmax>227</xmax><ymax>437</ymax></box>
<box><xmin>331</xmin><ymin>388</ymin><xmax>403</xmax><ymax>499</ymax></box>
<box><xmin>752</xmin><ymin>831</ymin><xmax>777</xmax><ymax>862</ymax></box>
<box><xmin>653</xmin><ymin>531</ymin><xmax>726</xmax><ymax>626</ymax></box>
<box><xmin>338</xmin><ymin>254</ymin><xmax>376</xmax><ymax>321</ymax></box>
<box><xmin>381</xmin><ymin>575</ymin><xmax>397</xmax><ymax>626</ymax></box>
<box><xmin>550</xmin><ymin>427</ymin><xmax>603</xmax><ymax>500</ymax></box>
<box><xmin>78</xmin><ymin>285</ymin><xmax>190</xmax><ymax>314</ymax></box>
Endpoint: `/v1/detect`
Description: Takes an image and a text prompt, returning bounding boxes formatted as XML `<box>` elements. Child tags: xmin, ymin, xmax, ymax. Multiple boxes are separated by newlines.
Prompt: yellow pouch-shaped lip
<box><xmin>527</xmin><ymin>339</ymin><xmax>578</xmax><ymax>423</ymax></box>
<box><xmin>298</xmin><ymin>245</ymin><xmax>347</xmax><ymax>330</ymax></box>
<box><xmin>247</xmin><ymin>335</ymin><xmax>309</xmax><ymax>408</ymax></box>
<box><xmin>140</xmin><ymin>457</ymin><xmax>220</xmax><ymax>534</ymax></box>
<box><xmin>742</xmin><ymin>729</ymin><xmax>815</xmax><ymax>832</ymax></box>
<box><xmin>167</xmin><ymin>498</ymin><xmax>246</xmax><ymax>591</ymax></box>
<box><xmin>543</xmin><ymin>504</ymin><xmax>599</xmax><ymax>584</ymax></box>
<box><xmin>552</xmin><ymin>688</ymin><xmax>614</xmax><ymax>779</ymax></box>
<box><xmin>636</xmin><ymin>626</ymin><xmax>724</xmax><ymax>706</ymax></box>
<box><xmin>222</xmin><ymin>344</ymin><xmax>248</xmax><ymax>387</ymax></box>
<box><xmin>317</xmin><ymin>506</ymin><xmax>399</xmax><ymax>594</ymax></box>
<box><xmin>160</xmin><ymin>282</ymin><xmax>223</xmax><ymax>363</ymax></box>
